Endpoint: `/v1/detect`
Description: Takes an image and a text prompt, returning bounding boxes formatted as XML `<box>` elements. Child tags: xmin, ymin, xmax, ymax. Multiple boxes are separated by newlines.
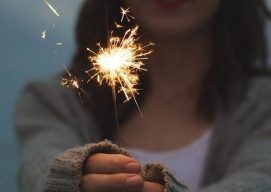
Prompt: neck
<box><xmin>143</xmin><ymin>27</ymin><xmax>214</xmax><ymax>119</ymax></box>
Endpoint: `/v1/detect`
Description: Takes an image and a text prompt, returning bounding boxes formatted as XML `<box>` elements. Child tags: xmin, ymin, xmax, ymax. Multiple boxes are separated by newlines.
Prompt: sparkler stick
<box><xmin>43</xmin><ymin>0</ymin><xmax>60</xmax><ymax>17</ymax></box>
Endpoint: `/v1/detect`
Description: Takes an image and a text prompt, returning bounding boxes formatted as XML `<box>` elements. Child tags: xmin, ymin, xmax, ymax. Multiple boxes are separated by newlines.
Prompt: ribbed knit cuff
<box><xmin>45</xmin><ymin>140</ymin><xmax>189</xmax><ymax>192</ymax></box>
<box><xmin>45</xmin><ymin>140</ymin><xmax>129</xmax><ymax>192</ymax></box>
<box><xmin>142</xmin><ymin>164</ymin><xmax>190</xmax><ymax>192</ymax></box>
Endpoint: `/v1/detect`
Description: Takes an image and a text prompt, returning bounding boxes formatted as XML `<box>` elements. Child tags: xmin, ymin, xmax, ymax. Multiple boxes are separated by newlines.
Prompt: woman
<box><xmin>16</xmin><ymin>0</ymin><xmax>271</xmax><ymax>192</ymax></box>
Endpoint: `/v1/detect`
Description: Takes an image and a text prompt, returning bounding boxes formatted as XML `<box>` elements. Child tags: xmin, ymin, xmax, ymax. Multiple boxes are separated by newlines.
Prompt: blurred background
<box><xmin>0</xmin><ymin>0</ymin><xmax>83</xmax><ymax>191</ymax></box>
<box><xmin>0</xmin><ymin>0</ymin><xmax>271</xmax><ymax>191</ymax></box>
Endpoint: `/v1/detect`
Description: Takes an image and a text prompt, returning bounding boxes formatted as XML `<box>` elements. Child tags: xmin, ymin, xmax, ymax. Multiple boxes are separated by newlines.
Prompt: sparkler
<box><xmin>39</xmin><ymin>0</ymin><xmax>153</xmax><ymax>146</ymax></box>
<box><xmin>43</xmin><ymin>0</ymin><xmax>60</xmax><ymax>17</ymax></box>
<box><xmin>86</xmin><ymin>3</ymin><xmax>153</xmax><ymax>122</ymax></box>
<box><xmin>85</xmin><ymin>3</ymin><xmax>150</xmax><ymax>145</ymax></box>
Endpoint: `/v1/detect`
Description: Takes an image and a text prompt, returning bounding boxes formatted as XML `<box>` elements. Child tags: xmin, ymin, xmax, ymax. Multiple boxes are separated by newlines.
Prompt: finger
<box><xmin>81</xmin><ymin>173</ymin><xmax>144</xmax><ymax>192</ymax></box>
<box><xmin>142</xmin><ymin>181</ymin><xmax>164</xmax><ymax>192</ymax></box>
<box><xmin>84</xmin><ymin>153</ymin><xmax>141</xmax><ymax>174</ymax></box>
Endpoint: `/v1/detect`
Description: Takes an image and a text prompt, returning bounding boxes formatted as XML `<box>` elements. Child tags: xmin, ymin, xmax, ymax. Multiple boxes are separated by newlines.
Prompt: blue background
<box><xmin>0</xmin><ymin>0</ymin><xmax>270</xmax><ymax>191</ymax></box>
<box><xmin>0</xmin><ymin>0</ymin><xmax>83</xmax><ymax>191</ymax></box>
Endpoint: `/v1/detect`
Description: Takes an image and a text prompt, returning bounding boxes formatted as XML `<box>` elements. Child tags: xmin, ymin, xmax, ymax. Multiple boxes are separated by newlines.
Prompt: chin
<box><xmin>128</xmin><ymin>0</ymin><xmax>220</xmax><ymax>40</ymax></box>
<box><xmin>139</xmin><ymin>17</ymin><xmax>210</xmax><ymax>41</ymax></box>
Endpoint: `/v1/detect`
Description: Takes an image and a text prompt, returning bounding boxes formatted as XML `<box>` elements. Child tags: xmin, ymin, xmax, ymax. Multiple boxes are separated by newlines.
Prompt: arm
<box><xmin>200</xmin><ymin>128</ymin><xmax>271</xmax><ymax>192</ymax></box>
<box><xmin>16</xmin><ymin>80</ymin><xmax>98</xmax><ymax>192</ymax></box>
<box><xmin>15</xmin><ymin>80</ymin><xmax>187</xmax><ymax>192</ymax></box>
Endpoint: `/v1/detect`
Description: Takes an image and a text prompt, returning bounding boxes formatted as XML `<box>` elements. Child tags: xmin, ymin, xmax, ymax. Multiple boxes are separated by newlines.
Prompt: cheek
<box><xmin>127</xmin><ymin>0</ymin><xmax>221</xmax><ymax>38</ymax></box>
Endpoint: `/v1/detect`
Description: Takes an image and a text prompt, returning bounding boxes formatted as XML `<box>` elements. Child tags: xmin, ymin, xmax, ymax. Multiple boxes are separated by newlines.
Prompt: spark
<box><xmin>43</xmin><ymin>0</ymin><xmax>60</xmax><ymax>17</ymax></box>
<box><xmin>61</xmin><ymin>65</ymin><xmax>89</xmax><ymax>101</ymax></box>
<box><xmin>41</xmin><ymin>30</ymin><xmax>46</xmax><ymax>40</ymax></box>
<box><xmin>120</xmin><ymin>7</ymin><xmax>135</xmax><ymax>22</ymax></box>
<box><xmin>56</xmin><ymin>42</ymin><xmax>63</xmax><ymax>46</ymax></box>
<box><xmin>115</xmin><ymin>22</ymin><xmax>124</xmax><ymax>29</ymax></box>
<box><xmin>87</xmin><ymin>26</ymin><xmax>153</xmax><ymax>112</ymax></box>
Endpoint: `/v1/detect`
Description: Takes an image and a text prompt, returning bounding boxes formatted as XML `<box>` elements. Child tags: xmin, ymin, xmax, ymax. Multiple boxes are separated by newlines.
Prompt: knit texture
<box><xmin>16</xmin><ymin>77</ymin><xmax>271</xmax><ymax>192</ymax></box>
<box><xmin>45</xmin><ymin>140</ymin><xmax>189</xmax><ymax>192</ymax></box>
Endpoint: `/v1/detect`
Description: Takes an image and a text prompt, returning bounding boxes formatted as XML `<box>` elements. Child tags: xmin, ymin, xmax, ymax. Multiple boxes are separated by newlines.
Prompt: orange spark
<box><xmin>61</xmin><ymin>65</ymin><xmax>89</xmax><ymax>101</ymax></box>
<box><xmin>120</xmin><ymin>7</ymin><xmax>135</xmax><ymax>22</ymax></box>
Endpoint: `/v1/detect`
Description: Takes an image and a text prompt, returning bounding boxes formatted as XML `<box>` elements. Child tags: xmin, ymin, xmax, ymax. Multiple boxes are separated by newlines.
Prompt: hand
<box><xmin>80</xmin><ymin>153</ymin><xmax>164</xmax><ymax>192</ymax></box>
<box><xmin>81</xmin><ymin>153</ymin><xmax>142</xmax><ymax>192</ymax></box>
<box><xmin>142</xmin><ymin>181</ymin><xmax>164</xmax><ymax>192</ymax></box>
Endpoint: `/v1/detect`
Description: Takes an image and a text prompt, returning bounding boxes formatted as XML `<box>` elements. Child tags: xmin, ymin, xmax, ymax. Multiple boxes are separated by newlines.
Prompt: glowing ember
<box><xmin>87</xmin><ymin>26</ymin><xmax>152</xmax><ymax>111</ymax></box>
<box><xmin>115</xmin><ymin>22</ymin><xmax>124</xmax><ymax>29</ymax></box>
<box><xmin>41</xmin><ymin>30</ymin><xmax>46</xmax><ymax>40</ymax></box>
<box><xmin>61</xmin><ymin>65</ymin><xmax>89</xmax><ymax>101</ymax></box>
<box><xmin>43</xmin><ymin>0</ymin><xmax>60</xmax><ymax>17</ymax></box>
<box><xmin>120</xmin><ymin>7</ymin><xmax>135</xmax><ymax>22</ymax></box>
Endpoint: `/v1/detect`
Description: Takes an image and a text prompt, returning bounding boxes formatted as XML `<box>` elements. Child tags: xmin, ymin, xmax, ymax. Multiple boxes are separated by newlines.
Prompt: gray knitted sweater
<box><xmin>16</xmin><ymin>77</ymin><xmax>271</xmax><ymax>192</ymax></box>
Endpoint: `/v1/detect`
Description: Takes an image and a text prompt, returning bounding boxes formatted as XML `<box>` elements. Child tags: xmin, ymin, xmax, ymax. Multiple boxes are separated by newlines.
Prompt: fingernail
<box><xmin>126</xmin><ymin>175</ymin><xmax>143</xmax><ymax>190</ymax></box>
<box><xmin>126</xmin><ymin>162</ymin><xmax>141</xmax><ymax>173</ymax></box>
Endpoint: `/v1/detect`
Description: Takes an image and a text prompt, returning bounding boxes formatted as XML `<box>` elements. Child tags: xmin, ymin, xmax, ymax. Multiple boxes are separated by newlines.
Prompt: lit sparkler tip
<box><xmin>87</xmin><ymin>26</ymin><xmax>153</xmax><ymax>103</ymax></box>
<box><xmin>43</xmin><ymin>0</ymin><xmax>60</xmax><ymax>17</ymax></box>
<box><xmin>120</xmin><ymin>7</ymin><xmax>135</xmax><ymax>22</ymax></box>
<box><xmin>41</xmin><ymin>30</ymin><xmax>46</xmax><ymax>40</ymax></box>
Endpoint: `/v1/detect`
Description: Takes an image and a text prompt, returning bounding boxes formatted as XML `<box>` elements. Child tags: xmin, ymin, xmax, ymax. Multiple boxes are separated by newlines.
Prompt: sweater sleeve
<box><xmin>200</xmin><ymin>135</ymin><xmax>271</xmax><ymax>192</ymax></box>
<box><xmin>45</xmin><ymin>140</ymin><xmax>189</xmax><ymax>192</ymax></box>
<box><xmin>15</xmin><ymin>80</ymin><xmax>99</xmax><ymax>192</ymax></box>
<box><xmin>200</xmin><ymin>122</ymin><xmax>271</xmax><ymax>192</ymax></box>
<box><xmin>197</xmin><ymin>79</ymin><xmax>271</xmax><ymax>192</ymax></box>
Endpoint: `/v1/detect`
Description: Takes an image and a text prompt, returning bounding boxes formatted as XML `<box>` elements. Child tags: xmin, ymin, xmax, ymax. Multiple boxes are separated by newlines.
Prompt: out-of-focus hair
<box><xmin>67</xmin><ymin>0</ymin><xmax>271</xmax><ymax>139</ymax></box>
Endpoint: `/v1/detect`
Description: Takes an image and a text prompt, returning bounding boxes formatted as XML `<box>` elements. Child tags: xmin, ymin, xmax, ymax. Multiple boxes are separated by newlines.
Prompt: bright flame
<box><xmin>43</xmin><ymin>0</ymin><xmax>60</xmax><ymax>17</ymax></box>
<box><xmin>87</xmin><ymin>26</ymin><xmax>152</xmax><ymax>106</ymax></box>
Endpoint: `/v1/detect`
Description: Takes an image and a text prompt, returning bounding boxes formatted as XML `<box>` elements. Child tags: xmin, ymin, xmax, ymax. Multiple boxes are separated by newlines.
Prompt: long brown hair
<box><xmin>67</xmin><ymin>0</ymin><xmax>270</xmax><ymax>139</ymax></box>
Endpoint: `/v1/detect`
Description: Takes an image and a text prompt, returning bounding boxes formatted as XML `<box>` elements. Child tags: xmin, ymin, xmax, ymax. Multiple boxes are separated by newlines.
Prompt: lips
<box><xmin>152</xmin><ymin>0</ymin><xmax>188</xmax><ymax>9</ymax></box>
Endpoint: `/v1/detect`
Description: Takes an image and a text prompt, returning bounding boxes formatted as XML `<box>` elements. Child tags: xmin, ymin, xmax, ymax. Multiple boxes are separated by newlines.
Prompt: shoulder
<box><xmin>229</xmin><ymin>76</ymin><xmax>271</xmax><ymax>131</ymax></box>
<box><xmin>22</xmin><ymin>75</ymin><xmax>74</xmax><ymax>101</ymax></box>
<box><xmin>240</xmin><ymin>76</ymin><xmax>271</xmax><ymax>113</ymax></box>
<box><xmin>246</xmin><ymin>76</ymin><xmax>271</xmax><ymax>101</ymax></box>
<box><xmin>17</xmin><ymin>75</ymin><xmax>89</xmax><ymax>126</ymax></box>
<box><xmin>16</xmin><ymin>75</ymin><xmax>98</xmax><ymax>142</ymax></box>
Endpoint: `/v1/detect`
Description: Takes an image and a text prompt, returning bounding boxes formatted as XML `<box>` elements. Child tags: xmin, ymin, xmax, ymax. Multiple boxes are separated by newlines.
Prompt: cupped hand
<box><xmin>80</xmin><ymin>153</ymin><xmax>164</xmax><ymax>192</ymax></box>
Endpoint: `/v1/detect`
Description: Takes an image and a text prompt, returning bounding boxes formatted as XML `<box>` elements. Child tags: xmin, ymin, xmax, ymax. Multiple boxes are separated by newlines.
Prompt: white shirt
<box><xmin>128</xmin><ymin>129</ymin><xmax>213</xmax><ymax>192</ymax></box>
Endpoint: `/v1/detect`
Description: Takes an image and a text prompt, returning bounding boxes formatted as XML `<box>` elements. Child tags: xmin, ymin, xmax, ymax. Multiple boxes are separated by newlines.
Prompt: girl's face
<box><xmin>127</xmin><ymin>0</ymin><xmax>221</xmax><ymax>40</ymax></box>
